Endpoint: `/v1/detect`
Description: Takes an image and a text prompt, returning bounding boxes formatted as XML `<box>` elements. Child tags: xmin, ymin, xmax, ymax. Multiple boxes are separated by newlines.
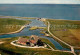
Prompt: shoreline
<box><xmin>0</xmin><ymin>25</ymin><xmax>26</xmax><ymax>35</ymax></box>
<box><xmin>0</xmin><ymin>15</ymin><xmax>39</xmax><ymax>19</ymax></box>
<box><xmin>0</xmin><ymin>15</ymin><xmax>80</xmax><ymax>21</ymax></box>
<box><xmin>47</xmin><ymin>19</ymin><xmax>80</xmax><ymax>21</ymax></box>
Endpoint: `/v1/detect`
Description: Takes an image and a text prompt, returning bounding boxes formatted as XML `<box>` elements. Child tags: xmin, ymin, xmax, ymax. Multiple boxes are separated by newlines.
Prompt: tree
<box><xmin>37</xmin><ymin>39</ymin><xmax>44</xmax><ymax>46</ymax></box>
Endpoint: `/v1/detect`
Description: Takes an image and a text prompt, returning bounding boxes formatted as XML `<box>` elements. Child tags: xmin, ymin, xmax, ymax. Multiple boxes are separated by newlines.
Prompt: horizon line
<box><xmin>0</xmin><ymin>3</ymin><xmax>80</xmax><ymax>5</ymax></box>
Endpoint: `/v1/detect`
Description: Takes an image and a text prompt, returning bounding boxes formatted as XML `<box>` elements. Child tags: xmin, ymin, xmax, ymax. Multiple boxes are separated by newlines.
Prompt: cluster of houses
<box><xmin>37</xmin><ymin>18</ymin><xmax>46</xmax><ymax>21</ymax></box>
<box><xmin>16</xmin><ymin>35</ymin><xmax>45</xmax><ymax>47</ymax></box>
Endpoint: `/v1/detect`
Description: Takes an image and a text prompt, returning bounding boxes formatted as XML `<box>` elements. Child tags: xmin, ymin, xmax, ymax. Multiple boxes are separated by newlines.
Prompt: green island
<box><xmin>29</xmin><ymin>26</ymin><xmax>46</xmax><ymax>30</ymax></box>
<box><xmin>0</xmin><ymin>18</ymin><xmax>31</xmax><ymax>34</ymax></box>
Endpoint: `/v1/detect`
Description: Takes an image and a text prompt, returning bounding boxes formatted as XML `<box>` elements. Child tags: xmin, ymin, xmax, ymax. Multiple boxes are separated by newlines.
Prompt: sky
<box><xmin>0</xmin><ymin>0</ymin><xmax>80</xmax><ymax>4</ymax></box>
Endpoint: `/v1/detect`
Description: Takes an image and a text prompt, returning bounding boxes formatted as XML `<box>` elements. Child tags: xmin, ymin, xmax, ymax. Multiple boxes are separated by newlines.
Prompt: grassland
<box><xmin>29</xmin><ymin>26</ymin><xmax>46</xmax><ymax>30</ymax></box>
<box><xmin>0</xmin><ymin>18</ymin><xmax>31</xmax><ymax>34</ymax></box>
<box><xmin>35</xmin><ymin>51</ymin><xmax>73</xmax><ymax>55</ymax></box>
<box><xmin>46</xmin><ymin>19</ymin><xmax>80</xmax><ymax>47</ymax></box>
<box><xmin>0</xmin><ymin>36</ymin><xmax>73</xmax><ymax>55</ymax></box>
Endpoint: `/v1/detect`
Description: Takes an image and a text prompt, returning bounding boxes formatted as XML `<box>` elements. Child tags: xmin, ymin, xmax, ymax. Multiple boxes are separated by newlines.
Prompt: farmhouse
<box><xmin>30</xmin><ymin>35</ymin><xmax>39</xmax><ymax>46</ymax></box>
<box><xmin>17</xmin><ymin>37</ymin><xmax>28</xmax><ymax>45</ymax></box>
<box><xmin>30</xmin><ymin>35</ymin><xmax>39</xmax><ymax>43</ymax></box>
<box><xmin>16</xmin><ymin>35</ymin><xmax>44</xmax><ymax>47</ymax></box>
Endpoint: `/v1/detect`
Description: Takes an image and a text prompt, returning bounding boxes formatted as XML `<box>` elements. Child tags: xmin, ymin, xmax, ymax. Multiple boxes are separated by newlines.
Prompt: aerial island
<box><xmin>0</xmin><ymin>16</ymin><xmax>80</xmax><ymax>55</ymax></box>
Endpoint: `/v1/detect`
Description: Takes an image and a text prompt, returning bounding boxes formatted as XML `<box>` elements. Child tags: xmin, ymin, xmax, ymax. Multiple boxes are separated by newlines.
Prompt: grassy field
<box><xmin>35</xmin><ymin>51</ymin><xmax>73</xmax><ymax>55</ymax></box>
<box><xmin>0</xmin><ymin>36</ymin><xmax>73</xmax><ymax>55</ymax></box>
<box><xmin>46</xmin><ymin>19</ymin><xmax>80</xmax><ymax>47</ymax></box>
<box><xmin>0</xmin><ymin>18</ymin><xmax>31</xmax><ymax>33</ymax></box>
<box><xmin>29</xmin><ymin>26</ymin><xmax>46</xmax><ymax>30</ymax></box>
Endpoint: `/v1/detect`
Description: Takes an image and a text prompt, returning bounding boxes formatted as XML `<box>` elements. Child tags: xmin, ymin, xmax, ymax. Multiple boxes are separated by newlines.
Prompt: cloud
<box><xmin>0</xmin><ymin>0</ymin><xmax>80</xmax><ymax>4</ymax></box>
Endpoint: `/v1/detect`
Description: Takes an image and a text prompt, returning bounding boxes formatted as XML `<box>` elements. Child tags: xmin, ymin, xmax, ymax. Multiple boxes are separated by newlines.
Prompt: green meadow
<box><xmin>46</xmin><ymin>19</ymin><xmax>80</xmax><ymax>48</ymax></box>
<box><xmin>0</xmin><ymin>18</ymin><xmax>31</xmax><ymax>33</ymax></box>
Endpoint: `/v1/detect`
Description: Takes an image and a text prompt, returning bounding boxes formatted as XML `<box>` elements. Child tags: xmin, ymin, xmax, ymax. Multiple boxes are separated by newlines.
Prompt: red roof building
<box><xmin>17</xmin><ymin>37</ymin><xmax>28</xmax><ymax>45</ymax></box>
